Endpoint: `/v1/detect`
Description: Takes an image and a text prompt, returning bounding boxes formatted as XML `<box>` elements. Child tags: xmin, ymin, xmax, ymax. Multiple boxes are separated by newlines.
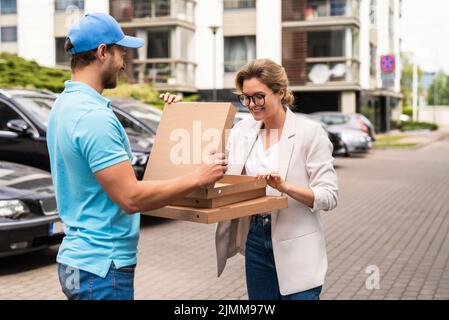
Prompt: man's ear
<box><xmin>96</xmin><ymin>44</ymin><xmax>108</xmax><ymax>62</ymax></box>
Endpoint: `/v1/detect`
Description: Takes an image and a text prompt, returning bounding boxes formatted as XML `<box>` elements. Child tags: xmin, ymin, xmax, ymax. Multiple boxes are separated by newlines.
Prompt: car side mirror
<box><xmin>6</xmin><ymin>119</ymin><xmax>32</xmax><ymax>136</ymax></box>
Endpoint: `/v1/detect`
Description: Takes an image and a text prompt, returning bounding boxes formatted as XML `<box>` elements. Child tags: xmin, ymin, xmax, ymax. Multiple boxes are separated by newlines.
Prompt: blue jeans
<box><xmin>245</xmin><ymin>214</ymin><xmax>322</xmax><ymax>300</ymax></box>
<box><xmin>58</xmin><ymin>262</ymin><xmax>135</xmax><ymax>300</ymax></box>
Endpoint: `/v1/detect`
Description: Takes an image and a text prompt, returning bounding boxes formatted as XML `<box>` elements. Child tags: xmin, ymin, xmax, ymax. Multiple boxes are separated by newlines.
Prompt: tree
<box><xmin>428</xmin><ymin>71</ymin><xmax>449</xmax><ymax>106</ymax></box>
<box><xmin>400</xmin><ymin>52</ymin><xmax>423</xmax><ymax>107</ymax></box>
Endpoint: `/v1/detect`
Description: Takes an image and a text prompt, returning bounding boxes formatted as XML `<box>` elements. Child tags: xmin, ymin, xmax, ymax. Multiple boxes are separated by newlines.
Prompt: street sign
<box><xmin>380</xmin><ymin>54</ymin><xmax>396</xmax><ymax>73</ymax></box>
<box><xmin>381</xmin><ymin>54</ymin><xmax>396</xmax><ymax>89</ymax></box>
<box><xmin>381</xmin><ymin>72</ymin><xmax>395</xmax><ymax>89</ymax></box>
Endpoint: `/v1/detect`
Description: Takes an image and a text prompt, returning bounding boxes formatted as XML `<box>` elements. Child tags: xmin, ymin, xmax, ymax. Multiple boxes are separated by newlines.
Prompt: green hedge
<box><xmin>0</xmin><ymin>52</ymin><xmax>70</xmax><ymax>93</ymax></box>
<box><xmin>398</xmin><ymin>120</ymin><xmax>438</xmax><ymax>132</ymax></box>
<box><xmin>402</xmin><ymin>106</ymin><xmax>413</xmax><ymax>117</ymax></box>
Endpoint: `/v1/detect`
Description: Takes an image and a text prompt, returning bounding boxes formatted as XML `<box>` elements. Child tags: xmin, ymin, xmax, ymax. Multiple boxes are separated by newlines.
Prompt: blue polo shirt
<box><xmin>47</xmin><ymin>81</ymin><xmax>140</xmax><ymax>278</ymax></box>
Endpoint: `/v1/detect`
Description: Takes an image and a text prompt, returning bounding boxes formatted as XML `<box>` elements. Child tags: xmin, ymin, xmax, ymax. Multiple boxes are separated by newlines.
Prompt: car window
<box><xmin>13</xmin><ymin>97</ymin><xmax>54</xmax><ymax>126</ymax></box>
<box><xmin>118</xmin><ymin>104</ymin><xmax>161</xmax><ymax>131</ymax></box>
<box><xmin>114</xmin><ymin>111</ymin><xmax>148</xmax><ymax>135</ymax></box>
<box><xmin>0</xmin><ymin>100</ymin><xmax>23</xmax><ymax>131</ymax></box>
<box><xmin>358</xmin><ymin>114</ymin><xmax>372</xmax><ymax>126</ymax></box>
<box><xmin>321</xmin><ymin>115</ymin><xmax>348</xmax><ymax>125</ymax></box>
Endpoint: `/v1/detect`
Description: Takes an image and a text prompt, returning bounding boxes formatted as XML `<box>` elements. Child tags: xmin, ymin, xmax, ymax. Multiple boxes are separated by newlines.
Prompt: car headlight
<box><xmin>0</xmin><ymin>200</ymin><xmax>30</xmax><ymax>218</ymax></box>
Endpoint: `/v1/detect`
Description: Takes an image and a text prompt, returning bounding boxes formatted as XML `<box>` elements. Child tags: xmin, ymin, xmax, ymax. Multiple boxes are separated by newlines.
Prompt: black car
<box><xmin>0</xmin><ymin>161</ymin><xmax>63</xmax><ymax>257</ymax></box>
<box><xmin>0</xmin><ymin>89</ymin><xmax>154</xmax><ymax>180</ymax></box>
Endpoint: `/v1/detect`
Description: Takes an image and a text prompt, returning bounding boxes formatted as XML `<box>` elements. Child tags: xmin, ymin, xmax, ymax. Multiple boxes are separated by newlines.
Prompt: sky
<box><xmin>400</xmin><ymin>0</ymin><xmax>449</xmax><ymax>73</ymax></box>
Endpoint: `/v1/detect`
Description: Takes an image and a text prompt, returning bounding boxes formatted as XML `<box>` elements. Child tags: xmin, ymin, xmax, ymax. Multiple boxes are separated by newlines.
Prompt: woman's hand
<box><xmin>257</xmin><ymin>172</ymin><xmax>315</xmax><ymax>208</ymax></box>
<box><xmin>160</xmin><ymin>92</ymin><xmax>182</xmax><ymax>104</ymax></box>
<box><xmin>256</xmin><ymin>172</ymin><xmax>289</xmax><ymax>193</ymax></box>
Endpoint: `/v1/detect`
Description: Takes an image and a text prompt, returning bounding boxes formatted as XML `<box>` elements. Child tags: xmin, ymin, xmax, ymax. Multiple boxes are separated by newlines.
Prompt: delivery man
<box><xmin>47</xmin><ymin>13</ymin><xmax>227</xmax><ymax>300</ymax></box>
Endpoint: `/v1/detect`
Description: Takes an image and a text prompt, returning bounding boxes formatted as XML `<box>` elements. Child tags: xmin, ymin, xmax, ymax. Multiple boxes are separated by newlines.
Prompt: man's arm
<box><xmin>95</xmin><ymin>152</ymin><xmax>227</xmax><ymax>214</ymax></box>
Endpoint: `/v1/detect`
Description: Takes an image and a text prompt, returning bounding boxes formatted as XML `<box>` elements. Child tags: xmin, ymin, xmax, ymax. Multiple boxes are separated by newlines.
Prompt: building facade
<box><xmin>0</xmin><ymin>0</ymin><xmax>402</xmax><ymax>131</ymax></box>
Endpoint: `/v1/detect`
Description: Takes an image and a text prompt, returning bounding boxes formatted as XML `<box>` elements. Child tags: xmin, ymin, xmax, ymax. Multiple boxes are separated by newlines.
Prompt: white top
<box><xmin>244</xmin><ymin>132</ymin><xmax>280</xmax><ymax>196</ymax></box>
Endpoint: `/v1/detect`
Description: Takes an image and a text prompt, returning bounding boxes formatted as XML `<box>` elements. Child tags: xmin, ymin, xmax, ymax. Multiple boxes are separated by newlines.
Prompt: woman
<box><xmin>162</xmin><ymin>58</ymin><xmax>338</xmax><ymax>300</ymax></box>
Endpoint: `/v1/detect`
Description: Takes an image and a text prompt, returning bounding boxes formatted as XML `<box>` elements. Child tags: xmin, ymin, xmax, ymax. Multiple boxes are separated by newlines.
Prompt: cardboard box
<box><xmin>142</xmin><ymin>102</ymin><xmax>288</xmax><ymax>223</ymax></box>
<box><xmin>171</xmin><ymin>175</ymin><xmax>268</xmax><ymax>208</ymax></box>
<box><xmin>172</xmin><ymin>187</ymin><xmax>266</xmax><ymax>208</ymax></box>
<box><xmin>143</xmin><ymin>102</ymin><xmax>236</xmax><ymax>181</ymax></box>
<box><xmin>147</xmin><ymin>196</ymin><xmax>288</xmax><ymax>224</ymax></box>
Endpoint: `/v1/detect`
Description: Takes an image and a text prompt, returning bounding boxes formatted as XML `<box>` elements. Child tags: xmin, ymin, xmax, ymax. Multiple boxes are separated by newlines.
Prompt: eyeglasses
<box><xmin>238</xmin><ymin>92</ymin><xmax>273</xmax><ymax>108</ymax></box>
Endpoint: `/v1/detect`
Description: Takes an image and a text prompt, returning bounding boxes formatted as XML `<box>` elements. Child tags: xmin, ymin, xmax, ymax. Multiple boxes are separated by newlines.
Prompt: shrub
<box><xmin>402</xmin><ymin>106</ymin><xmax>413</xmax><ymax>117</ymax></box>
<box><xmin>103</xmin><ymin>82</ymin><xmax>162</xmax><ymax>107</ymax></box>
<box><xmin>0</xmin><ymin>52</ymin><xmax>70</xmax><ymax>93</ymax></box>
<box><xmin>398</xmin><ymin>120</ymin><xmax>438</xmax><ymax>132</ymax></box>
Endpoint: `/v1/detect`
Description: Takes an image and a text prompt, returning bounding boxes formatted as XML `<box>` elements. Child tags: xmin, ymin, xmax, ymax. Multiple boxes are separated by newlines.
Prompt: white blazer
<box><xmin>215</xmin><ymin>108</ymin><xmax>338</xmax><ymax>295</ymax></box>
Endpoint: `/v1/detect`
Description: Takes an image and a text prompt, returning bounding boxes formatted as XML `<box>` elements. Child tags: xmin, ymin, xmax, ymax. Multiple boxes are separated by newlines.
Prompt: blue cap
<box><xmin>68</xmin><ymin>12</ymin><xmax>144</xmax><ymax>54</ymax></box>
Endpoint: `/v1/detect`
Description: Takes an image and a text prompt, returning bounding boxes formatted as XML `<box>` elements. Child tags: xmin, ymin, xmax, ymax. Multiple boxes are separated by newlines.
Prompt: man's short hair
<box><xmin>64</xmin><ymin>38</ymin><xmax>115</xmax><ymax>71</ymax></box>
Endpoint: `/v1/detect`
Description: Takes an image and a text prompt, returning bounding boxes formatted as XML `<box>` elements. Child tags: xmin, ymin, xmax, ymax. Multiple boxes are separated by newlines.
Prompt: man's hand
<box><xmin>160</xmin><ymin>92</ymin><xmax>182</xmax><ymax>104</ymax></box>
<box><xmin>256</xmin><ymin>172</ymin><xmax>289</xmax><ymax>193</ymax></box>
<box><xmin>194</xmin><ymin>150</ymin><xmax>227</xmax><ymax>187</ymax></box>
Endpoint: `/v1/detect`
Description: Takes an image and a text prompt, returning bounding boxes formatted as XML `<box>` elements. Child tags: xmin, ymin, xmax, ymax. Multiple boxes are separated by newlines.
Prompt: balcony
<box><xmin>134</xmin><ymin>58</ymin><xmax>197</xmax><ymax>92</ymax></box>
<box><xmin>282</xmin><ymin>0</ymin><xmax>360</xmax><ymax>28</ymax></box>
<box><xmin>224</xmin><ymin>0</ymin><xmax>256</xmax><ymax>10</ymax></box>
<box><xmin>111</xmin><ymin>0</ymin><xmax>195</xmax><ymax>29</ymax></box>
<box><xmin>305</xmin><ymin>0</ymin><xmax>359</xmax><ymax>19</ymax></box>
<box><xmin>304</xmin><ymin>57</ymin><xmax>360</xmax><ymax>90</ymax></box>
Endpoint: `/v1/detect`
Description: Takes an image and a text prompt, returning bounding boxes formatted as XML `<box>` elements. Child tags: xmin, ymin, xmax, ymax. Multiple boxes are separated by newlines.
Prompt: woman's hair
<box><xmin>64</xmin><ymin>38</ymin><xmax>115</xmax><ymax>70</ymax></box>
<box><xmin>235</xmin><ymin>58</ymin><xmax>295</xmax><ymax>108</ymax></box>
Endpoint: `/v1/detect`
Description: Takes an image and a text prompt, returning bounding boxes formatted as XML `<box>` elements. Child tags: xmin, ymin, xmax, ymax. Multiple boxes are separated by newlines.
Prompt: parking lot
<box><xmin>1</xmin><ymin>137</ymin><xmax>449</xmax><ymax>300</ymax></box>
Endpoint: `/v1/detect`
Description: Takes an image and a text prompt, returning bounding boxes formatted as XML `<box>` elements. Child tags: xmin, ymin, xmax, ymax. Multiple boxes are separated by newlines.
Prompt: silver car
<box><xmin>309</xmin><ymin>112</ymin><xmax>373</xmax><ymax>156</ymax></box>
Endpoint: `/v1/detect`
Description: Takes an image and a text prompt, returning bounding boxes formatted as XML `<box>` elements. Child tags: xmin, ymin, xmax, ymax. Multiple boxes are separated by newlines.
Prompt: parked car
<box><xmin>0</xmin><ymin>89</ymin><xmax>155</xmax><ymax>180</ymax></box>
<box><xmin>310</xmin><ymin>111</ymin><xmax>376</xmax><ymax>141</ymax></box>
<box><xmin>0</xmin><ymin>161</ymin><xmax>63</xmax><ymax>257</ymax></box>
<box><xmin>233</xmin><ymin>107</ymin><xmax>346</xmax><ymax>157</ymax></box>
<box><xmin>309</xmin><ymin>112</ymin><xmax>373</xmax><ymax>156</ymax></box>
<box><xmin>109</xmin><ymin>97</ymin><xmax>162</xmax><ymax>133</ymax></box>
<box><xmin>295</xmin><ymin>112</ymin><xmax>346</xmax><ymax>157</ymax></box>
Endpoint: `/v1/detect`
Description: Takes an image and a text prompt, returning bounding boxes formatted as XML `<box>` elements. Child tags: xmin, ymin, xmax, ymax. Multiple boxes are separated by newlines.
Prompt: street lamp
<box><xmin>209</xmin><ymin>25</ymin><xmax>220</xmax><ymax>102</ymax></box>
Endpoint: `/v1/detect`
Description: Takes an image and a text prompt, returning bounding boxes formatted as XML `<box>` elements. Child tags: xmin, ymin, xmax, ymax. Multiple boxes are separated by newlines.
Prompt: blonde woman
<box><xmin>162</xmin><ymin>58</ymin><xmax>338</xmax><ymax>300</ymax></box>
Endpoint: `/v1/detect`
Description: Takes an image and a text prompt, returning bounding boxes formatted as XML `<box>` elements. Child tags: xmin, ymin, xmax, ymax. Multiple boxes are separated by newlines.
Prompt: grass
<box><xmin>374</xmin><ymin>142</ymin><xmax>418</xmax><ymax>149</ymax></box>
<box><xmin>373</xmin><ymin>134</ymin><xmax>417</xmax><ymax>149</ymax></box>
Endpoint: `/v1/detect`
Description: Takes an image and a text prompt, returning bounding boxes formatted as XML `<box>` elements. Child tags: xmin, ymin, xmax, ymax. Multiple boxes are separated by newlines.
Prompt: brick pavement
<box><xmin>1</xmin><ymin>138</ymin><xmax>448</xmax><ymax>300</ymax></box>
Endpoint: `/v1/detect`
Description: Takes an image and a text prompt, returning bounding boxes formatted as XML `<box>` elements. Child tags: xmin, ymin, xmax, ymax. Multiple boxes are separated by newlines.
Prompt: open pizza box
<box><xmin>141</xmin><ymin>102</ymin><xmax>288</xmax><ymax>224</ymax></box>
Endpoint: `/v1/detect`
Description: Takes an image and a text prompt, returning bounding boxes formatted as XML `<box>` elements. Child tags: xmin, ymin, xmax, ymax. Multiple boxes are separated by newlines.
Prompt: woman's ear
<box><xmin>279</xmin><ymin>89</ymin><xmax>285</xmax><ymax>100</ymax></box>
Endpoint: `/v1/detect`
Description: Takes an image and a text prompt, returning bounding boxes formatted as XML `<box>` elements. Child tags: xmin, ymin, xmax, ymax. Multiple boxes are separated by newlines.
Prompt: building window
<box><xmin>224</xmin><ymin>0</ymin><xmax>256</xmax><ymax>9</ymax></box>
<box><xmin>224</xmin><ymin>36</ymin><xmax>256</xmax><ymax>73</ymax></box>
<box><xmin>55</xmin><ymin>0</ymin><xmax>84</xmax><ymax>12</ymax></box>
<box><xmin>0</xmin><ymin>0</ymin><xmax>16</xmax><ymax>15</ymax></box>
<box><xmin>133</xmin><ymin>0</ymin><xmax>170</xmax><ymax>18</ymax></box>
<box><xmin>305</xmin><ymin>0</ymin><xmax>346</xmax><ymax>19</ymax></box>
<box><xmin>369</xmin><ymin>0</ymin><xmax>377</xmax><ymax>25</ymax></box>
<box><xmin>0</xmin><ymin>26</ymin><xmax>17</xmax><ymax>42</ymax></box>
<box><xmin>55</xmin><ymin>37</ymin><xmax>70</xmax><ymax>65</ymax></box>
<box><xmin>330</xmin><ymin>0</ymin><xmax>345</xmax><ymax>16</ymax></box>
<box><xmin>307</xmin><ymin>30</ymin><xmax>344</xmax><ymax>57</ymax></box>
<box><xmin>370</xmin><ymin>44</ymin><xmax>377</xmax><ymax>77</ymax></box>
<box><xmin>147</xmin><ymin>30</ymin><xmax>170</xmax><ymax>58</ymax></box>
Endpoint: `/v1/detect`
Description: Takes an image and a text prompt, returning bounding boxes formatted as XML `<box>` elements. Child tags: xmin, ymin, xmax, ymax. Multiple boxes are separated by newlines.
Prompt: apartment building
<box><xmin>0</xmin><ymin>0</ymin><xmax>109</xmax><ymax>67</ymax></box>
<box><xmin>202</xmin><ymin>0</ymin><xmax>402</xmax><ymax>132</ymax></box>
<box><xmin>0</xmin><ymin>0</ymin><xmax>402</xmax><ymax>131</ymax></box>
<box><xmin>110</xmin><ymin>0</ymin><xmax>197</xmax><ymax>92</ymax></box>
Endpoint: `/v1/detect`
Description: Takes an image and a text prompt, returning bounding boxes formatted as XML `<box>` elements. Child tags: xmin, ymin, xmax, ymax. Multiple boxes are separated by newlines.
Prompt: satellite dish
<box><xmin>308</xmin><ymin>64</ymin><xmax>331</xmax><ymax>84</ymax></box>
<box><xmin>331</xmin><ymin>63</ymin><xmax>346</xmax><ymax>78</ymax></box>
